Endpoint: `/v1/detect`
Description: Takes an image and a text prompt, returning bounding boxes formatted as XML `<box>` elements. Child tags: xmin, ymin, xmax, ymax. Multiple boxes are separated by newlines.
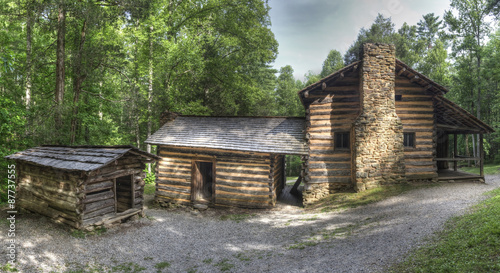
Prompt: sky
<box><xmin>268</xmin><ymin>0</ymin><xmax>452</xmax><ymax>80</ymax></box>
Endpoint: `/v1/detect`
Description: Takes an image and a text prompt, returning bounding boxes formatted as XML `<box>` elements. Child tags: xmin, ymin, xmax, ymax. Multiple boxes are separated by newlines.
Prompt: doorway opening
<box><xmin>116</xmin><ymin>175</ymin><xmax>133</xmax><ymax>212</ymax></box>
<box><xmin>192</xmin><ymin>161</ymin><xmax>214</xmax><ymax>203</ymax></box>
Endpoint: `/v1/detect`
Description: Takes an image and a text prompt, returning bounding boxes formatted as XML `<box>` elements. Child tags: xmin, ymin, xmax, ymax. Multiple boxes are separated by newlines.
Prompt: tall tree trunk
<box><xmin>55</xmin><ymin>2</ymin><xmax>66</xmax><ymax>141</ymax></box>
<box><xmin>476</xmin><ymin>51</ymin><xmax>481</xmax><ymax>166</ymax></box>
<box><xmin>132</xmin><ymin>27</ymin><xmax>141</xmax><ymax>148</ymax></box>
<box><xmin>147</xmin><ymin>25</ymin><xmax>153</xmax><ymax>172</ymax></box>
<box><xmin>25</xmin><ymin>0</ymin><xmax>33</xmax><ymax>110</ymax></box>
<box><xmin>70</xmin><ymin>20</ymin><xmax>87</xmax><ymax>144</ymax></box>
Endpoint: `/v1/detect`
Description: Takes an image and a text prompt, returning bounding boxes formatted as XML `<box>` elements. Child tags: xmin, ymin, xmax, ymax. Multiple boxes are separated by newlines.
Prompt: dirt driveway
<box><xmin>2</xmin><ymin>174</ymin><xmax>499</xmax><ymax>272</ymax></box>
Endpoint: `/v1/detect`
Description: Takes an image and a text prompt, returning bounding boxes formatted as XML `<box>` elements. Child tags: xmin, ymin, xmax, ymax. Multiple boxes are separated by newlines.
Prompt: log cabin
<box><xmin>5</xmin><ymin>145</ymin><xmax>159</xmax><ymax>229</ymax></box>
<box><xmin>145</xmin><ymin>116</ymin><xmax>307</xmax><ymax>208</ymax></box>
<box><xmin>148</xmin><ymin>43</ymin><xmax>494</xmax><ymax>208</ymax></box>
<box><xmin>298</xmin><ymin>43</ymin><xmax>494</xmax><ymax>204</ymax></box>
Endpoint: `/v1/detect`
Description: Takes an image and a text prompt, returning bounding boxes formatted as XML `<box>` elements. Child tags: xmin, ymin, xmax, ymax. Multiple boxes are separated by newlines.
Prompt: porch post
<box><xmin>453</xmin><ymin>134</ymin><xmax>458</xmax><ymax>172</ymax></box>
<box><xmin>479</xmin><ymin>134</ymin><xmax>484</xmax><ymax>177</ymax></box>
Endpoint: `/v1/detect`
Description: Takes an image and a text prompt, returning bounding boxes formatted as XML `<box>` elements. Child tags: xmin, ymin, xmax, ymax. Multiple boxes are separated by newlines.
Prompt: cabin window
<box><xmin>335</xmin><ymin>132</ymin><xmax>350</xmax><ymax>149</ymax></box>
<box><xmin>403</xmin><ymin>132</ymin><xmax>415</xmax><ymax>148</ymax></box>
<box><xmin>192</xmin><ymin>161</ymin><xmax>214</xmax><ymax>203</ymax></box>
<box><xmin>395</xmin><ymin>95</ymin><xmax>403</xmax><ymax>101</ymax></box>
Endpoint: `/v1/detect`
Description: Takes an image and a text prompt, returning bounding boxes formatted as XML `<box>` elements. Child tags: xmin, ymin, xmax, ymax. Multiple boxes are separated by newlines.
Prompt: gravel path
<box><xmin>2</xmin><ymin>174</ymin><xmax>500</xmax><ymax>273</ymax></box>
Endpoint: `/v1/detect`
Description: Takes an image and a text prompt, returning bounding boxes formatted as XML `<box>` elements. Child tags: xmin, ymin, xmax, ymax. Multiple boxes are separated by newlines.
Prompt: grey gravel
<box><xmin>2</xmin><ymin>174</ymin><xmax>499</xmax><ymax>273</ymax></box>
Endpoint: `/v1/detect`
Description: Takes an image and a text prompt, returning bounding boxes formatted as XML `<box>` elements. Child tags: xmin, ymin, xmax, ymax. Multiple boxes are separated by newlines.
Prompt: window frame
<box><xmin>403</xmin><ymin>132</ymin><xmax>416</xmax><ymax>148</ymax></box>
<box><xmin>335</xmin><ymin>132</ymin><xmax>350</xmax><ymax>150</ymax></box>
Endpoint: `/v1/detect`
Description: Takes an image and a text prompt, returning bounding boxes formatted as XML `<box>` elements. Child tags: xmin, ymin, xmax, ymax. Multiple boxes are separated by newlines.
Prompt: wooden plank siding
<box><xmin>82</xmin><ymin>154</ymin><xmax>146</xmax><ymax>225</ymax></box>
<box><xmin>16</xmin><ymin>163</ymin><xmax>83</xmax><ymax>228</ymax></box>
<box><xmin>306</xmin><ymin>75</ymin><xmax>359</xmax><ymax>185</ymax></box>
<box><xmin>156</xmin><ymin>146</ymin><xmax>277</xmax><ymax>208</ymax></box>
<box><xmin>156</xmin><ymin>147</ymin><xmax>195</xmax><ymax>204</ymax></box>
<box><xmin>395</xmin><ymin>76</ymin><xmax>438</xmax><ymax>180</ymax></box>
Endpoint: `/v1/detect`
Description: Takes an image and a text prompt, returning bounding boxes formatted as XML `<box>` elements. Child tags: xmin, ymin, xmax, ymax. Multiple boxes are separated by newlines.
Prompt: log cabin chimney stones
<box><xmin>354</xmin><ymin>43</ymin><xmax>406</xmax><ymax>191</ymax></box>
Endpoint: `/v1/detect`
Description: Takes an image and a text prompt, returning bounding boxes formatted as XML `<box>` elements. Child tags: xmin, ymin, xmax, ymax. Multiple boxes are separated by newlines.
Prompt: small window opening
<box><xmin>335</xmin><ymin>132</ymin><xmax>350</xmax><ymax>149</ymax></box>
<box><xmin>404</xmin><ymin>132</ymin><xmax>415</xmax><ymax>148</ymax></box>
<box><xmin>395</xmin><ymin>95</ymin><xmax>403</xmax><ymax>101</ymax></box>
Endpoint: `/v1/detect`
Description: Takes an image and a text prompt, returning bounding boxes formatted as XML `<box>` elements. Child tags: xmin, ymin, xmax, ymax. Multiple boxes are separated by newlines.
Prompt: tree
<box><xmin>445</xmin><ymin>0</ymin><xmax>492</xmax><ymax>162</ymax></box>
<box><xmin>275</xmin><ymin>65</ymin><xmax>303</xmax><ymax>116</ymax></box>
<box><xmin>394</xmin><ymin>22</ymin><xmax>425</xmax><ymax>67</ymax></box>
<box><xmin>320</xmin><ymin>50</ymin><xmax>343</xmax><ymax>78</ymax></box>
<box><xmin>417</xmin><ymin>40</ymin><xmax>450</xmax><ymax>86</ymax></box>
<box><xmin>344</xmin><ymin>14</ymin><xmax>398</xmax><ymax>63</ymax></box>
<box><xmin>417</xmin><ymin>13</ymin><xmax>444</xmax><ymax>48</ymax></box>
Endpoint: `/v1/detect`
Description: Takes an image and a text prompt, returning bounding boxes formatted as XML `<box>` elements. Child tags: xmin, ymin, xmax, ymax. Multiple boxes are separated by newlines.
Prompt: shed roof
<box><xmin>145</xmin><ymin>116</ymin><xmax>308</xmax><ymax>155</ymax></box>
<box><xmin>5</xmin><ymin>145</ymin><xmax>159</xmax><ymax>172</ymax></box>
<box><xmin>434</xmin><ymin>96</ymin><xmax>495</xmax><ymax>134</ymax></box>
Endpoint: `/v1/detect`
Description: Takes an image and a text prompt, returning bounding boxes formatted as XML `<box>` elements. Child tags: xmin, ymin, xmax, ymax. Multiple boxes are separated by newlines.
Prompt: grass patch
<box><xmin>111</xmin><ymin>262</ymin><xmax>146</xmax><ymax>272</ymax></box>
<box><xmin>234</xmin><ymin>252</ymin><xmax>252</xmax><ymax>262</ymax></box>
<box><xmin>389</xmin><ymin>188</ymin><xmax>500</xmax><ymax>272</ymax></box>
<box><xmin>288</xmin><ymin>240</ymin><xmax>319</xmax><ymax>250</ymax></box>
<box><xmin>308</xmin><ymin>183</ymin><xmax>435</xmax><ymax>213</ymax></box>
<box><xmin>286</xmin><ymin>176</ymin><xmax>298</xmax><ymax>185</ymax></box>
<box><xmin>154</xmin><ymin>261</ymin><xmax>170</xmax><ymax>271</ymax></box>
<box><xmin>0</xmin><ymin>264</ymin><xmax>18</xmax><ymax>272</ymax></box>
<box><xmin>299</xmin><ymin>216</ymin><xmax>318</xmax><ymax>221</ymax></box>
<box><xmin>460</xmin><ymin>163</ymin><xmax>500</xmax><ymax>175</ymax></box>
<box><xmin>214</xmin><ymin>258</ymin><xmax>235</xmax><ymax>272</ymax></box>
<box><xmin>202</xmin><ymin>258</ymin><xmax>213</xmax><ymax>264</ymax></box>
<box><xmin>219</xmin><ymin>213</ymin><xmax>256</xmax><ymax>223</ymax></box>
<box><xmin>144</xmin><ymin>184</ymin><xmax>156</xmax><ymax>195</ymax></box>
<box><xmin>70</xmin><ymin>226</ymin><xmax>107</xmax><ymax>238</ymax></box>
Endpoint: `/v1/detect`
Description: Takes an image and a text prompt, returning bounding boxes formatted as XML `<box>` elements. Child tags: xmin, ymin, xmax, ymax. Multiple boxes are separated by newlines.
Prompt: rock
<box><xmin>193</xmin><ymin>204</ymin><xmax>208</xmax><ymax>211</ymax></box>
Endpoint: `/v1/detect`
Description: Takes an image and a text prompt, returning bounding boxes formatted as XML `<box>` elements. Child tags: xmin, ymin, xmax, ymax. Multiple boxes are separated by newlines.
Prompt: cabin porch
<box><xmin>437</xmin><ymin>169</ymin><xmax>484</xmax><ymax>182</ymax></box>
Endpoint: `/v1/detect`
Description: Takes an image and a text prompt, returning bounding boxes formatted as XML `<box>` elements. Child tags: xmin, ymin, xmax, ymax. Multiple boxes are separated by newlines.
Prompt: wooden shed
<box><xmin>5</xmin><ymin>145</ymin><xmax>159</xmax><ymax>229</ymax></box>
<box><xmin>145</xmin><ymin>116</ymin><xmax>307</xmax><ymax>208</ymax></box>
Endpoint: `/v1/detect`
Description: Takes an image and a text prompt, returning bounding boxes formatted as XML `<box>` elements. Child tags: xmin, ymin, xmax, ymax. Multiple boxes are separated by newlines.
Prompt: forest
<box><xmin>1</xmin><ymin>0</ymin><xmax>500</xmax><ymax>202</ymax></box>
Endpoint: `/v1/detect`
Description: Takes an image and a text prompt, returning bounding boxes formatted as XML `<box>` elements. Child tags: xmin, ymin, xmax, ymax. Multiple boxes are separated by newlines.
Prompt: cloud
<box><xmin>268</xmin><ymin>0</ymin><xmax>451</xmax><ymax>81</ymax></box>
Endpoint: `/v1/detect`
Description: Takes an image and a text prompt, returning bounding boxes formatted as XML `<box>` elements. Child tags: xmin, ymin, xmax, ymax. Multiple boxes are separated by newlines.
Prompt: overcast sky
<box><xmin>268</xmin><ymin>0</ymin><xmax>452</xmax><ymax>80</ymax></box>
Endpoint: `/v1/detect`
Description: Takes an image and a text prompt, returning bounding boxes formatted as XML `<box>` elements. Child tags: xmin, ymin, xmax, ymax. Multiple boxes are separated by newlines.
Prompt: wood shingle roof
<box><xmin>5</xmin><ymin>145</ymin><xmax>159</xmax><ymax>172</ymax></box>
<box><xmin>145</xmin><ymin>116</ymin><xmax>308</xmax><ymax>155</ymax></box>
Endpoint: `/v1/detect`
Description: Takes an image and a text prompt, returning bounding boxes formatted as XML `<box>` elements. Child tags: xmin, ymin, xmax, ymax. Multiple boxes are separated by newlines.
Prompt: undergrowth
<box><xmin>389</xmin><ymin>188</ymin><xmax>500</xmax><ymax>272</ymax></box>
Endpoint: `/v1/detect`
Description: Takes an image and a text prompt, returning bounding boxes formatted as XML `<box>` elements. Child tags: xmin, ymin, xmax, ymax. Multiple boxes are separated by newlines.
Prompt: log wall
<box><xmin>156</xmin><ymin>146</ymin><xmax>276</xmax><ymax>208</ymax></box>
<box><xmin>270</xmin><ymin>154</ymin><xmax>285</xmax><ymax>206</ymax></box>
<box><xmin>395</xmin><ymin>76</ymin><xmax>438</xmax><ymax>181</ymax></box>
<box><xmin>305</xmin><ymin>75</ymin><xmax>359</xmax><ymax>188</ymax></box>
<box><xmin>155</xmin><ymin>147</ymin><xmax>197</xmax><ymax>204</ymax></box>
<box><xmin>82</xmin><ymin>154</ymin><xmax>145</xmax><ymax>226</ymax></box>
<box><xmin>15</xmin><ymin>153</ymin><xmax>149</xmax><ymax>229</ymax></box>
<box><xmin>17</xmin><ymin>163</ymin><xmax>83</xmax><ymax>228</ymax></box>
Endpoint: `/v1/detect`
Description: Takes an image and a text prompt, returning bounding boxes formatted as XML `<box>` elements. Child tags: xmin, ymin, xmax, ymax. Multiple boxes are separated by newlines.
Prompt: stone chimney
<box><xmin>353</xmin><ymin>43</ymin><xmax>405</xmax><ymax>191</ymax></box>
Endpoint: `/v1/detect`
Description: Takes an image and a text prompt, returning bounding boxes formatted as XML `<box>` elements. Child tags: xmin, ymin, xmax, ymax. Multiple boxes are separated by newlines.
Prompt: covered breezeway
<box><xmin>433</xmin><ymin>96</ymin><xmax>495</xmax><ymax>182</ymax></box>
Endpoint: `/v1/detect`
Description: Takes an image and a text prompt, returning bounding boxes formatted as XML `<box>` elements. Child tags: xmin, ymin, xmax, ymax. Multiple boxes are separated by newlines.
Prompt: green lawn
<box><xmin>307</xmin><ymin>183</ymin><xmax>438</xmax><ymax>212</ymax></box>
<box><xmin>390</xmin><ymin>188</ymin><xmax>500</xmax><ymax>272</ymax></box>
<box><xmin>286</xmin><ymin>176</ymin><xmax>298</xmax><ymax>185</ymax></box>
<box><xmin>144</xmin><ymin>183</ymin><xmax>156</xmax><ymax>195</ymax></box>
<box><xmin>460</xmin><ymin>163</ymin><xmax>500</xmax><ymax>175</ymax></box>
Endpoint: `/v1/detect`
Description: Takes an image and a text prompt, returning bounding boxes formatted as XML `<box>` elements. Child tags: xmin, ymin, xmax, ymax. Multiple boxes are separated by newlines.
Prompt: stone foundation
<box><xmin>302</xmin><ymin>183</ymin><xmax>353</xmax><ymax>205</ymax></box>
<box><xmin>354</xmin><ymin>43</ymin><xmax>406</xmax><ymax>191</ymax></box>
